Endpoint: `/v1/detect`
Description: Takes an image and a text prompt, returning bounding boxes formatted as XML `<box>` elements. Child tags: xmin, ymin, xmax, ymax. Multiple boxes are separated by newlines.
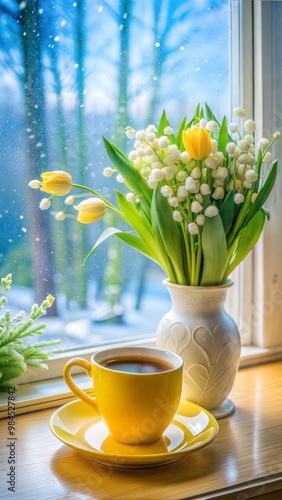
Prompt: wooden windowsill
<box><xmin>0</xmin><ymin>361</ymin><xmax>282</xmax><ymax>499</ymax></box>
<box><xmin>1</xmin><ymin>345</ymin><xmax>281</xmax><ymax>420</ymax></box>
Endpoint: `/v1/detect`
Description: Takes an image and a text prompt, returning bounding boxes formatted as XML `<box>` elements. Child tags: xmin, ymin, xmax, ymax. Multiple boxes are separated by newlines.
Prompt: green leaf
<box><xmin>0</xmin><ymin>364</ymin><xmax>26</xmax><ymax>380</ymax></box>
<box><xmin>83</xmin><ymin>227</ymin><xmax>154</xmax><ymax>264</ymax></box>
<box><xmin>175</xmin><ymin>116</ymin><xmax>187</xmax><ymax>150</ymax></box>
<box><xmin>243</xmin><ymin>160</ymin><xmax>277</xmax><ymax>227</ymax></box>
<box><xmin>151</xmin><ymin>188</ymin><xmax>187</xmax><ymax>284</ymax></box>
<box><xmin>204</xmin><ymin>103</ymin><xmax>219</xmax><ymax>123</ymax></box>
<box><xmin>261</xmin><ymin>206</ymin><xmax>270</xmax><ymax>220</ymax></box>
<box><xmin>116</xmin><ymin>192</ymin><xmax>152</xmax><ymax>235</ymax></box>
<box><xmin>115</xmin><ymin>233</ymin><xmax>155</xmax><ymax>259</ymax></box>
<box><xmin>115</xmin><ymin>191</ymin><xmax>168</xmax><ymax>270</ymax></box>
<box><xmin>25</xmin><ymin>360</ymin><xmax>48</xmax><ymax>369</ymax></box>
<box><xmin>157</xmin><ymin>110</ymin><xmax>170</xmax><ymax>137</ymax></box>
<box><xmin>151</xmin><ymin>213</ymin><xmax>177</xmax><ymax>283</ymax></box>
<box><xmin>194</xmin><ymin>103</ymin><xmax>203</xmax><ymax>120</ymax></box>
<box><xmin>253</xmin><ymin>149</ymin><xmax>263</xmax><ymax>192</ymax></box>
<box><xmin>0</xmin><ymin>346</ymin><xmax>25</xmax><ymax>364</ymax></box>
<box><xmin>83</xmin><ymin>227</ymin><xmax>123</xmax><ymax>263</ymax></box>
<box><xmin>201</xmin><ymin>215</ymin><xmax>227</xmax><ymax>285</ymax></box>
<box><xmin>220</xmin><ymin>189</ymin><xmax>235</xmax><ymax>235</ymax></box>
<box><xmin>102</xmin><ymin>136</ymin><xmax>152</xmax><ymax>217</ymax></box>
<box><xmin>185</xmin><ymin>104</ymin><xmax>202</xmax><ymax>128</ymax></box>
<box><xmin>217</xmin><ymin>116</ymin><xmax>229</xmax><ymax>160</ymax></box>
<box><xmin>224</xmin><ymin>209</ymin><xmax>266</xmax><ymax>279</ymax></box>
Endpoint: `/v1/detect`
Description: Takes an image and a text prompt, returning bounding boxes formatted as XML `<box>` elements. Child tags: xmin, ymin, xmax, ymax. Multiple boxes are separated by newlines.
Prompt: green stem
<box><xmin>226</xmin><ymin>189</ymin><xmax>252</xmax><ymax>248</ymax></box>
<box><xmin>174</xmin><ymin>267</ymin><xmax>187</xmax><ymax>285</ymax></box>
<box><xmin>195</xmin><ymin>228</ymin><xmax>202</xmax><ymax>285</ymax></box>
<box><xmin>262</xmin><ymin>134</ymin><xmax>279</xmax><ymax>158</ymax></box>
<box><xmin>181</xmin><ymin>221</ymin><xmax>191</xmax><ymax>284</ymax></box>
<box><xmin>190</xmin><ymin>233</ymin><xmax>197</xmax><ymax>285</ymax></box>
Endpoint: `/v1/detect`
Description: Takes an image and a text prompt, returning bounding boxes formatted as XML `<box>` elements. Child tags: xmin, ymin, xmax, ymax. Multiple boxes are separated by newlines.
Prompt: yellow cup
<box><xmin>63</xmin><ymin>346</ymin><xmax>183</xmax><ymax>445</ymax></box>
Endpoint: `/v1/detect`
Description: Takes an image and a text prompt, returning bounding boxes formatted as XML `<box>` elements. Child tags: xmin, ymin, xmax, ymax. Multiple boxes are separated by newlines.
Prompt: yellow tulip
<box><xmin>74</xmin><ymin>197</ymin><xmax>106</xmax><ymax>224</ymax></box>
<box><xmin>40</xmin><ymin>171</ymin><xmax>72</xmax><ymax>196</ymax></box>
<box><xmin>77</xmin><ymin>211</ymin><xmax>105</xmax><ymax>224</ymax></box>
<box><xmin>182</xmin><ymin>127</ymin><xmax>212</xmax><ymax>160</ymax></box>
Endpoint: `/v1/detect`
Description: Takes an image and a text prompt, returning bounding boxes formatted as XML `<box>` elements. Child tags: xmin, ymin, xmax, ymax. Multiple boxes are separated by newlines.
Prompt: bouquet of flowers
<box><xmin>29</xmin><ymin>104</ymin><xmax>280</xmax><ymax>286</ymax></box>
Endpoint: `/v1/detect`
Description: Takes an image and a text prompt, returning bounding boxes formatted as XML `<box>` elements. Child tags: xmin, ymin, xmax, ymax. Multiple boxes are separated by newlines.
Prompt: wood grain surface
<box><xmin>0</xmin><ymin>362</ymin><xmax>282</xmax><ymax>500</ymax></box>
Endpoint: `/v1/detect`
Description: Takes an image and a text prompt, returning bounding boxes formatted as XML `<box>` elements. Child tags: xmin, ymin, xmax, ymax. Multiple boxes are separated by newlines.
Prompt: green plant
<box><xmin>30</xmin><ymin>104</ymin><xmax>280</xmax><ymax>286</ymax></box>
<box><xmin>0</xmin><ymin>274</ymin><xmax>60</xmax><ymax>391</ymax></box>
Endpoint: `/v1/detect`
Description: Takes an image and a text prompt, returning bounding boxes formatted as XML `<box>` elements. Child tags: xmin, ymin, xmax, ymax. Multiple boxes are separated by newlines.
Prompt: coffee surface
<box><xmin>102</xmin><ymin>356</ymin><xmax>173</xmax><ymax>374</ymax></box>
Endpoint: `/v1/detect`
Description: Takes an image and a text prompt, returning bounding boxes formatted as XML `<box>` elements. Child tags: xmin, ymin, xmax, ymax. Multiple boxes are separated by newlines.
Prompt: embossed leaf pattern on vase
<box><xmin>158</xmin><ymin>319</ymin><xmax>192</xmax><ymax>356</ymax></box>
<box><xmin>156</xmin><ymin>280</ymin><xmax>241</xmax><ymax>411</ymax></box>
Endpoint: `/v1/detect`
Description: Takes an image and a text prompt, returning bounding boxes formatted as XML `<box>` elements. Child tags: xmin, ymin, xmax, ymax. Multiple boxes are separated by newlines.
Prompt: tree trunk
<box><xmin>47</xmin><ymin>23</ymin><xmax>73</xmax><ymax>307</ymax></box>
<box><xmin>148</xmin><ymin>0</ymin><xmax>166</xmax><ymax>123</ymax></box>
<box><xmin>101</xmin><ymin>0</ymin><xmax>133</xmax><ymax>310</ymax></box>
<box><xmin>20</xmin><ymin>0</ymin><xmax>57</xmax><ymax>314</ymax></box>
<box><xmin>116</xmin><ymin>0</ymin><xmax>132</xmax><ymax>150</ymax></box>
<box><xmin>71</xmin><ymin>0</ymin><xmax>88</xmax><ymax>308</ymax></box>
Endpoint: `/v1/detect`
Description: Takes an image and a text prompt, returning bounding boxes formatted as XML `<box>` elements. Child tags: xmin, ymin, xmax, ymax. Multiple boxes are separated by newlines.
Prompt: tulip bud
<box><xmin>74</xmin><ymin>198</ymin><xmax>106</xmax><ymax>215</ymax></box>
<box><xmin>40</xmin><ymin>171</ymin><xmax>72</xmax><ymax>196</ymax></box>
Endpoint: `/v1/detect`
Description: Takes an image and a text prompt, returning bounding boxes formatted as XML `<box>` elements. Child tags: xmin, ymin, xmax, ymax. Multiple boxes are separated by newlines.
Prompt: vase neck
<box><xmin>164</xmin><ymin>284</ymin><xmax>229</xmax><ymax>314</ymax></box>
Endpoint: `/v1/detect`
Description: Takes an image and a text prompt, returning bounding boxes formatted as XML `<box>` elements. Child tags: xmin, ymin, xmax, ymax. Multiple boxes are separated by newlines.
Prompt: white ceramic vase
<box><xmin>156</xmin><ymin>279</ymin><xmax>241</xmax><ymax>418</ymax></box>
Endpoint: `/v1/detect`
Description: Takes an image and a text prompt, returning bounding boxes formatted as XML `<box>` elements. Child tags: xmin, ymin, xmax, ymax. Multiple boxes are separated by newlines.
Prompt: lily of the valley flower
<box><xmin>41</xmin><ymin>171</ymin><xmax>72</xmax><ymax>196</ymax></box>
<box><xmin>74</xmin><ymin>197</ymin><xmax>106</xmax><ymax>224</ymax></box>
<box><xmin>172</xmin><ymin>210</ymin><xmax>183</xmax><ymax>222</ymax></box>
<box><xmin>103</xmin><ymin>167</ymin><xmax>114</xmax><ymax>177</ymax></box>
<box><xmin>182</xmin><ymin>126</ymin><xmax>212</xmax><ymax>160</ymax></box>
<box><xmin>244</xmin><ymin>119</ymin><xmax>256</xmax><ymax>133</ymax></box>
<box><xmin>188</xmin><ymin>222</ymin><xmax>199</xmax><ymax>235</ymax></box>
<box><xmin>126</xmin><ymin>193</ymin><xmax>137</xmax><ymax>203</ymax></box>
<box><xmin>54</xmin><ymin>211</ymin><xmax>66</xmax><ymax>221</ymax></box>
<box><xmin>64</xmin><ymin>195</ymin><xmax>75</xmax><ymax>205</ymax></box>
<box><xmin>233</xmin><ymin>106</ymin><xmax>245</xmax><ymax>118</ymax></box>
<box><xmin>204</xmin><ymin>205</ymin><xmax>219</xmax><ymax>217</ymax></box>
<box><xmin>234</xmin><ymin>193</ymin><xmax>245</xmax><ymax>204</ymax></box>
<box><xmin>39</xmin><ymin>198</ymin><xmax>51</xmax><ymax>211</ymax></box>
<box><xmin>228</xmin><ymin>123</ymin><xmax>238</xmax><ymax>134</ymax></box>
<box><xmin>29</xmin><ymin>179</ymin><xmax>41</xmax><ymax>189</ymax></box>
<box><xmin>206</xmin><ymin>120</ymin><xmax>219</xmax><ymax>133</ymax></box>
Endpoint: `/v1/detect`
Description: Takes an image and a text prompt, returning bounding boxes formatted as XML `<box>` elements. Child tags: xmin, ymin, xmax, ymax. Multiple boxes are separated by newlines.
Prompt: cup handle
<box><xmin>63</xmin><ymin>357</ymin><xmax>99</xmax><ymax>412</ymax></box>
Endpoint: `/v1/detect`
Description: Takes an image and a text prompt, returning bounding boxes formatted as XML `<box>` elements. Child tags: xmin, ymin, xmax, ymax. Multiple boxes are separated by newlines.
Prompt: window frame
<box><xmin>229</xmin><ymin>0</ymin><xmax>282</xmax><ymax>350</ymax></box>
<box><xmin>252</xmin><ymin>0</ymin><xmax>282</xmax><ymax>349</ymax></box>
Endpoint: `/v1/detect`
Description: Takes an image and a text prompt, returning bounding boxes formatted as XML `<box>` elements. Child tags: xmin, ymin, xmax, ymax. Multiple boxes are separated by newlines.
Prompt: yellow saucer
<box><xmin>50</xmin><ymin>399</ymin><xmax>218</xmax><ymax>468</ymax></box>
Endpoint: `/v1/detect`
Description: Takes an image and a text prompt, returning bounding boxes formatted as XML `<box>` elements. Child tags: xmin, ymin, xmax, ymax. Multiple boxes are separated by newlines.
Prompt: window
<box><xmin>0</xmin><ymin>0</ymin><xmax>281</xmax><ymax>392</ymax></box>
<box><xmin>0</xmin><ymin>0</ymin><xmax>230</xmax><ymax>350</ymax></box>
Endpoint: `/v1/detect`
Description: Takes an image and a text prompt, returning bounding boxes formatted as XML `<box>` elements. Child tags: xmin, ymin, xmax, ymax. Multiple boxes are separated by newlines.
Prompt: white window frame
<box><xmin>228</xmin><ymin>0</ymin><xmax>282</xmax><ymax>352</ymax></box>
<box><xmin>227</xmin><ymin>0</ymin><xmax>254</xmax><ymax>346</ymax></box>
<box><xmin>1</xmin><ymin>0</ymin><xmax>282</xmax><ymax>417</ymax></box>
<box><xmin>252</xmin><ymin>0</ymin><xmax>282</xmax><ymax>349</ymax></box>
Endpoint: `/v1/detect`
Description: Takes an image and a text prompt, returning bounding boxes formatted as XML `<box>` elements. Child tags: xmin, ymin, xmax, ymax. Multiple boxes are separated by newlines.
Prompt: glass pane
<box><xmin>0</xmin><ymin>0</ymin><xmax>230</xmax><ymax>350</ymax></box>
